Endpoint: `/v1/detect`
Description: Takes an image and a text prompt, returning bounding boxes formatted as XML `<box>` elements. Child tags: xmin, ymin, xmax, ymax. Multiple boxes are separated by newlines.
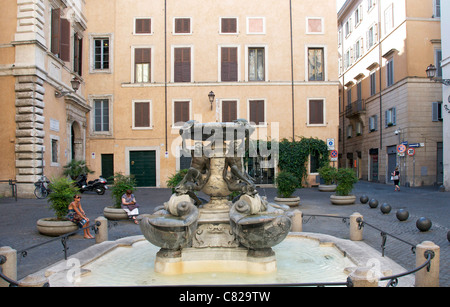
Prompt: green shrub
<box><xmin>335</xmin><ymin>168</ymin><xmax>358</xmax><ymax>196</ymax></box>
<box><xmin>63</xmin><ymin>160</ymin><xmax>93</xmax><ymax>180</ymax></box>
<box><xmin>318</xmin><ymin>165</ymin><xmax>337</xmax><ymax>185</ymax></box>
<box><xmin>275</xmin><ymin>171</ymin><xmax>298</xmax><ymax>198</ymax></box>
<box><xmin>47</xmin><ymin>177</ymin><xmax>79</xmax><ymax>220</ymax></box>
<box><xmin>166</xmin><ymin>169</ymin><xmax>188</xmax><ymax>193</ymax></box>
<box><xmin>110</xmin><ymin>173</ymin><xmax>137</xmax><ymax>208</ymax></box>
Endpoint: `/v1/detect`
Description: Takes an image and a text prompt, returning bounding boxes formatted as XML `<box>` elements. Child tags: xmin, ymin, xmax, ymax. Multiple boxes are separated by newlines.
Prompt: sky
<box><xmin>336</xmin><ymin>0</ymin><xmax>346</xmax><ymax>12</ymax></box>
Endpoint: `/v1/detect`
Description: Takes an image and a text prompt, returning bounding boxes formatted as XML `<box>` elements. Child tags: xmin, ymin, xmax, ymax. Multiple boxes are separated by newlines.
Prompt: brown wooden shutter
<box><xmin>60</xmin><ymin>18</ymin><xmax>71</xmax><ymax>62</ymax></box>
<box><xmin>51</xmin><ymin>8</ymin><xmax>61</xmax><ymax>55</ymax></box>
<box><xmin>136</xmin><ymin>18</ymin><xmax>151</xmax><ymax>34</ymax></box>
<box><xmin>250</xmin><ymin>100</ymin><xmax>264</xmax><ymax>125</ymax></box>
<box><xmin>309</xmin><ymin>99</ymin><xmax>324</xmax><ymax>124</ymax></box>
<box><xmin>221</xmin><ymin>47</ymin><xmax>238</xmax><ymax>81</ymax></box>
<box><xmin>222</xmin><ymin>101</ymin><xmax>237</xmax><ymax>122</ymax></box>
<box><xmin>174</xmin><ymin>48</ymin><xmax>190</xmax><ymax>82</ymax></box>
<box><xmin>175</xmin><ymin>18</ymin><xmax>190</xmax><ymax>33</ymax></box>
<box><xmin>221</xmin><ymin>18</ymin><xmax>237</xmax><ymax>33</ymax></box>
<box><xmin>74</xmin><ymin>34</ymin><xmax>83</xmax><ymax>75</ymax></box>
<box><xmin>174</xmin><ymin>101</ymin><xmax>190</xmax><ymax>124</ymax></box>
<box><xmin>135</xmin><ymin>102</ymin><xmax>150</xmax><ymax>127</ymax></box>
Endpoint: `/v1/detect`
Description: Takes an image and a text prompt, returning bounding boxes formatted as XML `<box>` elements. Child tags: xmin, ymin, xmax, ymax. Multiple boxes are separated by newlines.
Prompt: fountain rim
<box><xmin>26</xmin><ymin>232</ymin><xmax>415</xmax><ymax>287</ymax></box>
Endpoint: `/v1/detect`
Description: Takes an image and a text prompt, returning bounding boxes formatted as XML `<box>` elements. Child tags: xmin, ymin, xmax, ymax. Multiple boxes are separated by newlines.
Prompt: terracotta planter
<box><xmin>274</xmin><ymin>196</ymin><xmax>300</xmax><ymax>207</ymax></box>
<box><xmin>103</xmin><ymin>206</ymin><xmax>128</xmax><ymax>220</ymax></box>
<box><xmin>330</xmin><ymin>194</ymin><xmax>356</xmax><ymax>205</ymax></box>
<box><xmin>36</xmin><ymin>218</ymin><xmax>78</xmax><ymax>237</ymax></box>
<box><xmin>318</xmin><ymin>184</ymin><xmax>337</xmax><ymax>192</ymax></box>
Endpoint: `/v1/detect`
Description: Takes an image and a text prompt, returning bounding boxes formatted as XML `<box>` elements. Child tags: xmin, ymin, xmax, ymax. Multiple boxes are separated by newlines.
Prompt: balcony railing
<box><xmin>346</xmin><ymin>99</ymin><xmax>366</xmax><ymax>118</ymax></box>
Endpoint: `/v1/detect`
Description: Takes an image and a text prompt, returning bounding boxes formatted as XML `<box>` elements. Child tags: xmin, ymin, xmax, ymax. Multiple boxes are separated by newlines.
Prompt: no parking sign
<box><xmin>330</xmin><ymin>150</ymin><xmax>338</xmax><ymax>162</ymax></box>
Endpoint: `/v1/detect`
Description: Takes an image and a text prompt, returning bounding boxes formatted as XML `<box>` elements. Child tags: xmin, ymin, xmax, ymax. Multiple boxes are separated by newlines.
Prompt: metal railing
<box><xmin>0</xmin><ymin>180</ymin><xmax>17</xmax><ymax>201</ymax></box>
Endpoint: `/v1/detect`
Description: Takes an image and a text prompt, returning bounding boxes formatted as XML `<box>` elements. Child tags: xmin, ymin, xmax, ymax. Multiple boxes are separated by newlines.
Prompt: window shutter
<box><xmin>74</xmin><ymin>34</ymin><xmax>83</xmax><ymax>75</ymax></box>
<box><xmin>60</xmin><ymin>18</ymin><xmax>71</xmax><ymax>62</ymax></box>
<box><xmin>374</xmin><ymin>115</ymin><xmax>378</xmax><ymax>131</ymax></box>
<box><xmin>175</xmin><ymin>101</ymin><xmax>190</xmax><ymax>124</ymax></box>
<box><xmin>222</xmin><ymin>18</ymin><xmax>237</xmax><ymax>33</ymax></box>
<box><xmin>51</xmin><ymin>8</ymin><xmax>61</xmax><ymax>55</ymax></box>
<box><xmin>222</xmin><ymin>100</ymin><xmax>237</xmax><ymax>122</ymax></box>
<box><xmin>135</xmin><ymin>102</ymin><xmax>150</xmax><ymax>127</ymax></box>
<box><xmin>250</xmin><ymin>100</ymin><xmax>264</xmax><ymax>125</ymax></box>
<box><xmin>392</xmin><ymin>107</ymin><xmax>396</xmax><ymax>125</ymax></box>
<box><xmin>221</xmin><ymin>47</ymin><xmax>238</xmax><ymax>81</ymax></box>
<box><xmin>174</xmin><ymin>48</ymin><xmax>190</xmax><ymax>82</ymax></box>
<box><xmin>309</xmin><ymin>100</ymin><xmax>324</xmax><ymax>124</ymax></box>
<box><xmin>175</xmin><ymin>18</ymin><xmax>190</xmax><ymax>33</ymax></box>
<box><xmin>136</xmin><ymin>19</ymin><xmax>151</xmax><ymax>34</ymax></box>
<box><xmin>385</xmin><ymin>110</ymin><xmax>388</xmax><ymax>127</ymax></box>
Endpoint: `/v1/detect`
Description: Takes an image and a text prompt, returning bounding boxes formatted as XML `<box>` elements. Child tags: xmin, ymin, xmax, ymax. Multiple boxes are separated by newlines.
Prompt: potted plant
<box><xmin>330</xmin><ymin>168</ymin><xmax>358</xmax><ymax>205</ymax></box>
<box><xmin>274</xmin><ymin>171</ymin><xmax>300</xmax><ymax>207</ymax></box>
<box><xmin>103</xmin><ymin>173</ymin><xmax>136</xmax><ymax>220</ymax></box>
<box><xmin>36</xmin><ymin>177</ymin><xmax>80</xmax><ymax>236</ymax></box>
<box><xmin>63</xmin><ymin>160</ymin><xmax>93</xmax><ymax>180</ymax></box>
<box><xmin>318</xmin><ymin>165</ymin><xmax>337</xmax><ymax>192</ymax></box>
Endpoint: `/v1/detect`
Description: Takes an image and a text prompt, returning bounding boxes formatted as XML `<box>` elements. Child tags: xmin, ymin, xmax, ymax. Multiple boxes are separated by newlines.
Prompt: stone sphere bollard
<box><xmin>396</xmin><ymin>209</ymin><xmax>409</xmax><ymax>221</ymax></box>
<box><xmin>416</xmin><ymin>217</ymin><xmax>432</xmax><ymax>232</ymax></box>
<box><xmin>380</xmin><ymin>203</ymin><xmax>391</xmax><ymax>214</ymax></box>
<box><xmin>447</xmin><ymin>231</ymin><xmax>450</xmax><ymax>242</ymax></box>
<box><xmin>360</xmin><ymin>195</ymin><xmax>369</xmax><ymax>204</ymax></box>
<box><xmin>368</xmin><ymin>199</ymin><xmax>378</xmax><ymax>209</ymax></box>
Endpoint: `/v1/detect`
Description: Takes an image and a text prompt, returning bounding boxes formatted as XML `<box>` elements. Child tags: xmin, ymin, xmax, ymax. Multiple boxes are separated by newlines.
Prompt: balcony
<box><xmin>346</xmin><ymin>99</ymin><xmax>366</xmax><ymax>118</ymax></box>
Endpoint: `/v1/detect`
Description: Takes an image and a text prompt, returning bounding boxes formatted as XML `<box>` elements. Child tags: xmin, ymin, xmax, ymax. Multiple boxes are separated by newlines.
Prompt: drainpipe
<box><xmin>378</xmin><ymin>0</ymin><xmax>383</xmax><ymax>182</ymax></box>
<box><xmin>164</xmin><ymin>0</ymin><xmax>168</xmax><ymax>152</ymax></box>
<box><xmin>289</xmin><ymin>0</ymin><xmax>295</xmax><ymax>140</ymax></box>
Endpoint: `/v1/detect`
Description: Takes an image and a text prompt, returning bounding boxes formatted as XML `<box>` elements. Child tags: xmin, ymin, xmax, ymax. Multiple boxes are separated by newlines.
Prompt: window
<box><xmin>249</xmin><ymin>100</ymin><xmax>265</xmax><ymax>125</ymax></box>
<box><xmin>221</xmin><ymin>18</ymin><xmax>237</xmax><ymax>34</ymax></box>
<box><xmin>344</xmin><ymin>19</ymin><xmax>352</xmax><ymax>37</ymax></box>
<box><xmin>135</xmin><ymin>18</ymin><xmax>151</xmax><ymax>34</ymax></box>
<box><xmin>73</xmin><ymin>33</ymin><xmax>83</xmax><ymax>76</ymax></box>
<box><xmin>51</xmin><ymin>8</ymin><xmax>70</xmax><ymax>62</ymax></box>
<box><xmin>135</xmin><ymin>48</ymin><xmax>151</xmax><ymax>83</ymax></box>
<box><xmin>354</xmin><ymin>6</ymin><xmax>363</xmax><ymax>27</ymax></box>
<box><xmin>347</xmin><ymin>88</ymin><xmax>352</xmax><ymax>106</ymax></box>
<box><xmin>385</xmin><ymin>107</ymin><xmax>396</xmax><ymax>127</ymax></box>
<box><xmin>432</xmin><ymin>101</ymin><xmax>443</xmax><ymax>122</ymax></box>
<box><xmin>133</xmin><ymin>101</ymin><xmax>152</xmax><ymax>128</ymax></box>
<box><xmin>386</xmin><ymin>58</ymin><xmax>394</xmax><ymax>86</ymax></box>
<box><xmin>94</xmin><ymin>99</ymin><xmax>110</xmax><ymax>132</ymax></box>
<box><xmin>370</xmin><ymin>72</ymin><xmax>376</xmax><ymax>96</ymax></box>
<box><xmin>174</xmin><ymin>101</ymin><xmax>190</xmax><ymax>126</ymax></box>
<box><xmin>434</xmin><ymin>0</ymin><xmax>441</xmax><ymax>18</ymax></box>
<box><xmin>435</xmin><ymin>49</ymin><xmax>442</xmax><ymax>77</ymax></box>
<box><xmin>174</xmin><ymin>18</ymin><xmax>191</xmax><ymax>34</ymax></box>
<box><xmin>174</xmin><ymin>47</ymin><xmax>191</xmax><ymax>82</ymax></box>
<box><xmin>308</xmin><ymin>99</ymin><xmax>325</xmax><ymax>125</ymax></box>
<box><xmin>307</xmin><ymin>17</ymin><xmax>323</xmax><ymax>34</ymax></box>
<box><xmin>222</xmin><ymin>100</ymin><xmax>238</xmax><ymax>122</ymax></box>
<box><xmin>356</xmin><ymin>122</ymin><xmax>363</xmax><ymax>136</ymax></box>
<box><xmin>247</xmin><ymin>17</ymin><xmax>265</xmax><ymax>34</ymax></box>
<box><xmin>221</xmin><ymin>47</ymin><xmax>238</xmax><ymax>82</ymax></box>
<box><xmin>51</xmin><ymin>138</ymin><xmax>58</xmax><ymax>164</ymax></box>
<box><xmin>355</xmin><ymin>38</ymin><xmax>363</xmax><ymax>60</ymax></box>
<box><xmin>347</xmin><ymin>125</ymin><xmax>353</xmax><ymax>138</ymax></box>
<box><xmin>308</xmin><ymin>48</ymin><xmax>324</xmax><ymax>81</ymax></box>
<box><xmin>369</xmin><ymin>115</ymin><xmax>378</xmax><ymax>132</ymax></box>
<box><xmin>248</xmin><ymin>47</ymin><xmax>265</xmax><ymax>81</ymax></box>
<box><xmin>367</xmin><ymin>0</ymin><xmax>376</xmax><ymax>12</ymax></box>
<box><xmin>366</xmin><ymin>24</ymin><xmax>377</xmax><ymax>50</ymax></box>
<box><xmin>94</xmin><ymin>38</ymin><xmax>110</xmax><ymax>70</ymax></box>
<box><xmin>384</xmin><ymin>4</ymin><xmax>394</xmax><ymax>34</ymax></box>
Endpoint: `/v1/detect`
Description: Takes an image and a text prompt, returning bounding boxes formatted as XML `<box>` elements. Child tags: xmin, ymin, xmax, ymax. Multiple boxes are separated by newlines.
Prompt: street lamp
<box><xmin>55</xmin><ymin>77</ymin><xmax>81</xmax><ymax>98</ymax></box>
<box><xmin>426</xmin><ymin>64</ymin><xmax>450</xmax><ymax>86</ymax></box>
<box><xmin>208</xmin><ymin>91</ymin><xmax>215</xmax><ymax>110</ymax></box>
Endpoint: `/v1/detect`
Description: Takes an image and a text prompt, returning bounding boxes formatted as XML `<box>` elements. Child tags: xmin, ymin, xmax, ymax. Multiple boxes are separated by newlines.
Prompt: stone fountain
<box><xmin>139</xmin><ymin>120</ymin><xmax>292</xmax><ymax>275</ymax></box>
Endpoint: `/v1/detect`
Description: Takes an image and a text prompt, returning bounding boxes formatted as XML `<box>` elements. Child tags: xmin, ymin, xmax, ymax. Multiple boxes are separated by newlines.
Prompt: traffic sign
<box><xmin>330</xmin><ymin>150</ymin><xmax>338</xmax><ymax>162</ymax></box>
<box><xmin>409</xmin><ymin>143</ymin><xmax>420</xmax><ymax>148</ymax></box>
<box><xmin>397</xmin><ymin>144</ymin><xmax>406</xmax><ymax>153</ymax></box>
<box><xmin>407</xmin><ymin>148</ymin><xmax>415</xmax><ymax>156</ymax></box>
<box><xmin>327</xmin><ymin>138</ymin><xmax>335</xmax><ymax>150</ymax></box>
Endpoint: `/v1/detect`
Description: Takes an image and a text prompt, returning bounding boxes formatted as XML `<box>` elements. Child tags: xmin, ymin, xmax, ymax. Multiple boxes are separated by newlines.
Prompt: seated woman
<box><xmin>122</xmin><ymin>189</ymin><xmax>139</xmax><ymax>224</ymax></box>
<box><xmin>68</xmin><ymin>195</ymin><xmax>93</xmax><ymax>239</ymax></box>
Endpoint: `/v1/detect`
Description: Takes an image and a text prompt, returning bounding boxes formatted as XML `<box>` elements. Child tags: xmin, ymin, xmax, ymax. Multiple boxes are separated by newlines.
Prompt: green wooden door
<box><xmin>130</xmin><ymin>151</ymin><xmax>156</xmax><ymax>187</ymax></box>
<box><xmin>101</xmin><ymin>154</ymin><xmax>114</xmax><ymax>183</ymax></box>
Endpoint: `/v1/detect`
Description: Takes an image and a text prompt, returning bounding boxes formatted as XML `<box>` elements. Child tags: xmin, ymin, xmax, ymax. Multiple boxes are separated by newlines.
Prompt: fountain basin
<box><xmin>28</xmin><ymin>233</ymin><xmax>414</xmax><ymax>287</ymax></box>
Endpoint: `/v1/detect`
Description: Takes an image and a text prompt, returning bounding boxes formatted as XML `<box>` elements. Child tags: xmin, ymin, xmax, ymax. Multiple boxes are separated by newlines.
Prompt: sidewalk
<box><xmin>0</xmin><ymin>181</ymin><xmax>448</xmax><ymax>286</ymax></box>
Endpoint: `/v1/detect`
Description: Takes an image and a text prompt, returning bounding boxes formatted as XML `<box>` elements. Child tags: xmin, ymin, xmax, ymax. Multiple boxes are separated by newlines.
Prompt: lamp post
<box><xmin>55</xmin><ymin>77</ymin><xmax>81</xmax><ymax>98</ymax></box>
<box><xmin>208</xmin><ymin>91</ymin><xmax>215</xmax><ymax>110</ymax></box>
<box><xmin>426</xmin><ymin>64</ymin><xmax>450</xmax><ymax>86</ymax></box>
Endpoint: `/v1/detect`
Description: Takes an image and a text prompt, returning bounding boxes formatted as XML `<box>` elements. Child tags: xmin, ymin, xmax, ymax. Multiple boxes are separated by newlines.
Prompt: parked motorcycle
<box><xmin>75</xmin><ymin>174</ymin><xmax>108</xmax><ymax>195</ymax></box>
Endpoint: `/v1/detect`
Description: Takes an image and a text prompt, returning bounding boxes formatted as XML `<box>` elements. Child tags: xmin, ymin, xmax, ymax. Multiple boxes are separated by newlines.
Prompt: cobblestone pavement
<box><xmin>0</xmin><ymin>181</ymin><xmax>448</xmax><ymax>286</ymax></box>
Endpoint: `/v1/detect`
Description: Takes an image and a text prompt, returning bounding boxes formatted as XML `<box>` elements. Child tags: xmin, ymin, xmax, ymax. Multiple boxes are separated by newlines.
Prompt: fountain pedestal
<box><xmin>140</xmin><ymin>121</ymin><xmax>291</xmax><ymax>275</ymax></box>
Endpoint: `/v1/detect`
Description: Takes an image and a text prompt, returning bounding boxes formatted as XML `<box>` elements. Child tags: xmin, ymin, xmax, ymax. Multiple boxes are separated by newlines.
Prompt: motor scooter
<box><xmin>76</xmin><ymin>174</ymin><xmax>108</xmax><ymax>195</ymax></box>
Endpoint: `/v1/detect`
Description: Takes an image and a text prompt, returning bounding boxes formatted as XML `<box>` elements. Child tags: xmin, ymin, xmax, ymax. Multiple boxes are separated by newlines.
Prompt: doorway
<box><xmin>387</xmin><ymin>145</ymin><xmax>397</xmax><ymax>183</ymax></box>
<box><xmin>101</xmin><ymin>154</ymin><xmax>114</xmax><ymax>183</ymax></box>
<box><xmin>129</xmin><ymin>151</ymin><xmax>156</xmax><ymax>187</ymax></box>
